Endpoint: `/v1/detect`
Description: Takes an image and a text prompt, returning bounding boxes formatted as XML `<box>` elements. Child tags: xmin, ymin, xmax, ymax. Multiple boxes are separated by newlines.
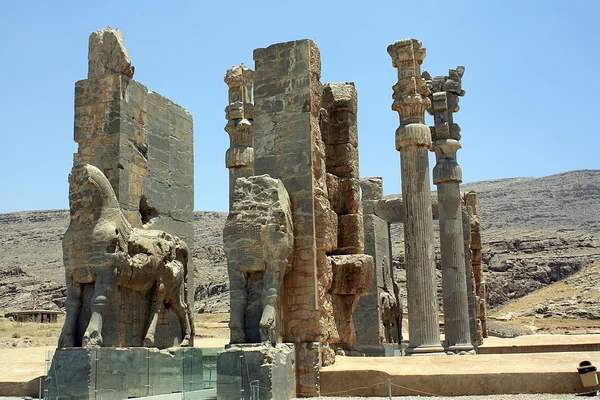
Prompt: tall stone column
<box><xmin>387</xmin><ymin>39</ymin><xmax>443</xmax><ymax>355</ymax></box>
<box><xmin>426</xmin><ymin>66</ymin><xmax>473</xmax><ymax>352</ymax></box>
<box><xmin>224</xmin><ymin>64</ymin><xmax>254</xmax><ymax>210</ymax></box>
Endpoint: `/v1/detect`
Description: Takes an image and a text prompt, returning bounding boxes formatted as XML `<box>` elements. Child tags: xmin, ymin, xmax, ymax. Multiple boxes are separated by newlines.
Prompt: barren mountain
<box><xmin>0</xmin><ymin>170</ymin><xmax>598</xmax><ymax>319</ymax></box>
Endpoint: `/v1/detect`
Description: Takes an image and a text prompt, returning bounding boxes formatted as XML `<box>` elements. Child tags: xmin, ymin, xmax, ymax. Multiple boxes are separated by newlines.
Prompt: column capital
<box><xmin>388</xmin><ymin>39</ymin><xmax>431</xmax><ymax>127</ymax></box>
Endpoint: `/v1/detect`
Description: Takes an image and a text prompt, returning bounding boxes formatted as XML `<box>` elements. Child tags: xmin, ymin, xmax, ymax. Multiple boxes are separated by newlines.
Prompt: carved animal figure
<box><xmin>223</xmin><ymin>175</ymin><xmax>294</xmax><ymax>346</ymax></box>
<box><xmin>379</xmin><ymin>257</ymin><xmax>402</xmax><ymax>343</ymax></box>
<box><xmin>58</xmin><ymin>164</ymin><xmax>192</xmax><ymax>348</ymax></box>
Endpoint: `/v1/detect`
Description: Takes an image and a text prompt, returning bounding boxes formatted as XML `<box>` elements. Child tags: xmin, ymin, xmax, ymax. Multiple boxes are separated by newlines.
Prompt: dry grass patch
<box><xmin>194</xmin><ymin>313</ymin><xmax>229</xmax><ymax>339</ymax></box>
<box><xmin>0</xmin><ymin>315</ymin><xmax>64</xmax><ymax>348</ymax></box>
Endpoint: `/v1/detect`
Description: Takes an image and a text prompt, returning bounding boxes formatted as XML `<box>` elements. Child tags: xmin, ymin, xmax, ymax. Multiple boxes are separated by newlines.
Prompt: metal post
<box><xmin>387</xmin><ymin>378</ymin><xmax>392</xmax><ymax>399</ymax></box>
<box><xmin>251</xmin><ymin>380</ymin><xmax>259</xmax><ymax>400</ymax></box>
<box><xmin>239</xmin><ymin>355</ymin><xmax>244</xmax><ymax>400</ymax></box>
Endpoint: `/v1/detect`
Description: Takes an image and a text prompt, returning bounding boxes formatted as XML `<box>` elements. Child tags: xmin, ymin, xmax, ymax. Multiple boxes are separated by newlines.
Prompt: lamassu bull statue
<box><xmin>58</xmin><ymin>164</ymin><xmax>193</xmax><ymax>348</ymax></box>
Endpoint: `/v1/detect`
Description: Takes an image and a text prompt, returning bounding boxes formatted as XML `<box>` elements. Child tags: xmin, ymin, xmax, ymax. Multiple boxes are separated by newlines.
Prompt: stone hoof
<box><xmin>143</xmin><ymin>336</ymin><xmax>155</xmax><ymax>347</ymax></box>
<box><xmin>58</xmin><ymin>332</ymin><xmax>74</xmax><ymax>348</ymax></box>
<box><xmin>260</xmin><ymin>304</ymin><xmax>276</xmax><ymax>343</ymax></box>
<box><xmin>180</xmin><ymin>337</ymin><xmax>190</xmax><ymax>347</ymax></box>
<box><xmin>83</xmin><ymin>330</ymin><xmax>103</xmax><ymax>347</ymax></box>
<box><xmin>230</xmin><ymin>328</ymin><xmax>246</xmax><ymax>344</ymax></box>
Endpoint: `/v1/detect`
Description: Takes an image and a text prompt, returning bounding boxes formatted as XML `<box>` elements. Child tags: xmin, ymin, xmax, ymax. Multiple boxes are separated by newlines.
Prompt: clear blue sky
<box><xmin>1</xmin><ymin>1</ymin><xmax>598</xmax><ymax>213</ymax></box>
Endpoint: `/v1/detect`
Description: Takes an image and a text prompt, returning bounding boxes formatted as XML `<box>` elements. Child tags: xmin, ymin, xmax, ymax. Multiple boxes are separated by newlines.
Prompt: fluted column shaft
<box><xmin>388</xmin><ymin>39</ymin><xmax>444</xmax><ymax>355</ymax></box>
<box><xmin>427</xmin><ymin>69</ymin><xmax>473</xmax><ymax>352</ymax></box>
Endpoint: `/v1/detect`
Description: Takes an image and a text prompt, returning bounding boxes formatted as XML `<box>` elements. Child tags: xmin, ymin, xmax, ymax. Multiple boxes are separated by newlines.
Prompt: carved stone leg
<box><xmin>144</xmin><ymin>281</ymin><xmax>167</xmax><ymax>347</ymax></box>
<box><xmin>58</xmin><ymin>273</ymin><xmax>82</xmax><ymax>348</ymax></box>
<box><xmin>170</xmin><ymin>291</ymin><xmax>191</xmax><ymax>347</ymax></box>
<box><xmin>83</xmin><ymin>271</ymin><xmax>114</xmax><ymax>347</ymax></box>
<box><xmin>261</xmin><ymin>260</ymin><xmax>286</xmax><ymax>345</ymax></box>
<box><xmin>228</xmin><ymin>266</ymin><xmax>247</xmax><ymax>344</ymax></box>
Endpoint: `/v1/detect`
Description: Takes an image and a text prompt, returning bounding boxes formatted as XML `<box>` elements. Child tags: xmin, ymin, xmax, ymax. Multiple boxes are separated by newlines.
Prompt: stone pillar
<box><xmin>387</xmin><ymin>39</ymin><xmax>443</xmax><ymax>355</ymax></box>
<box><xmin>465</xmin><ymin>191</ymin><xmax>487</xmax><ymax>338</ymax></box>
<box><xmin>461</xmin><ymin>205</ymin><xmax>480</xmax><ymax>348</ymax></box>
<box><xmin>426</xmin><ymin>67</ymin><xmax>473</xmax><ymax>352</ymax></box>
<box><xmin>321</xmin><ymin>82</ymin><xmax>373</xmax><ymax>354</ymax></box>
<box><xmin>224</xmin><ymin>64</ymin><xmax>254</xmax><ymax>211</ymax></box>
<box><xmin>355</xmin><ymin>177</ymin><xmax>402</xmax><ymax>346</ymax></box>
<box><xmin>253</xmin><ymin>40</ymin><xmax>324</xmax><ymax>397</ymax></box>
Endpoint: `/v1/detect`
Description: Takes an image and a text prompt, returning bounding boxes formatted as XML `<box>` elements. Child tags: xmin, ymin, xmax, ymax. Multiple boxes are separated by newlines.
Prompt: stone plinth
<box><xmin>217</xmin><ymin>344</ymin><xmax>296</xmax><ymax>400</ymax></box>
<box><xmin>46</xmin><ymin>347</ymin><xmax>203</xmax><ymax>400</ymax></box>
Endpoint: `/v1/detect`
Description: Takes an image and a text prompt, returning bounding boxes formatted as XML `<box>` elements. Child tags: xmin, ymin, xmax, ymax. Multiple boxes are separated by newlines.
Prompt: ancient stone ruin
<box><xmin>48</xmin><ymin>27</ymin><xmax>488</xmax><ymax>399</ymax></box>
<box><xmin>219</xmin><ymin>40</ymin><xmax>375</xmax><ymax>399</ymax></box>
<box><xmin>60</xmin><ymin>26</ymin><xmax>195</xmax><ymax>349</ymax></box>
<box><xmin>48</xmin><ymin>27</ymin><xmax>200</xmax><ymax>399</ymax></box>
<box><xmin>218</xmin><ymin>37</ymin><xmax>487</xmax><ymax>398</ymax></box>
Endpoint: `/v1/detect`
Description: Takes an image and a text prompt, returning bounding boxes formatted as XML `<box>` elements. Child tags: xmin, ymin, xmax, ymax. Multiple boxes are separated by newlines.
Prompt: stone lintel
<box><xmin>370</xmin><ymin>195</ymin><xmax>440</xmax><ymax>223</ymax></box>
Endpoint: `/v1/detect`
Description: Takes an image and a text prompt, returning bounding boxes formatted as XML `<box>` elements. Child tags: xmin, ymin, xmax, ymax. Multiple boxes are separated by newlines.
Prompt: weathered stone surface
<box><xmin>328</xmin><ymin>255</ymin><xmax>373</xmax><ymax>347</ymax></box>
<box><xmin>61</xmin><ymin>28</ymin><xmax>195</xmax><ymax>350</ymax></box>
<box><xmin>315</xmin><ymin>195</ymin><xmax>338</xmax><ymax>252</ymax></box>
<box><xmin>325</xmin><ymin>143</ymin><xmax>359</xmax><ymax>179</ymax></box>
<box><xmin>427</xmin><ymin>67</ymin><xmax>472</xmax><ymax>352</ymax></box>
<box><xmin>389</xmin><ymin>38</ymin><xmax>443</xmax><ymax>355</ymax></box>
<box><xmin>360</xmin><ymin>177</ymin><xmax>383</xmax><ymax>201</ymax></box>
<box><xmin>223</xmin><ymin>175</ymin><xmax>293</xmax><ymax>345</ymax></box>
<box><xmin>59</xmin><ymin>164</ymin><xmax>193</xmax><ymax>349</ymax></box>
<box><xmin>223</xmin><ymin>40</ymin><xmax>373</xmax><ymax>397</ymax></box>
<box><xmin>88</xmin><ymin>27</ymin><xmax>134</xmax><ymax>79</ymax></box>
<box><xmin>330</xmin><ymin>255</ymin><xmax>373</xmax><ymax>295</ymax></box>
<box><xmin>326</xmin><ymin>174</ymin><xmax>361</xmax><ymax>215</ymax></box>
<box><xmin>253</xmin><ymin>40</ymin><xmax>323</xmax><ymax>344</ymax></box>
<box><xmin>47</xmin><ymin>347</ymin><xmax>202</xmax><ymax>399</ymax></box>
<box><xmin>355</xmin><ymin>206</ymin><xmax>402</xmax><ymax>346</ymax></box>
<box><xmin>336</xmin><ymin>214</ymin><xmax>365</xmax><ymax>254</ymax></box>
<box><xmin>295</xmin><ymin>342</ymin><xmax>321</xmax><ymax>397</ymax></box>
<box><xmin>464</xmin><ymin>191</ymin><xmax>487</xmax><ymax>339</ymax></box>
<box><xmin>225</xmin><ymin>64</ymin><xmax>254</xmax><ymax>210</ymax></box>
<box><xmin>321</xmin><ymin>82</ymin><xmax>358</xmax><ymax>146</ymax></box>
<box><xmin>217</xmin><ymin>343</ymin><xmax>295</xmax><ymax>400</ymax></box>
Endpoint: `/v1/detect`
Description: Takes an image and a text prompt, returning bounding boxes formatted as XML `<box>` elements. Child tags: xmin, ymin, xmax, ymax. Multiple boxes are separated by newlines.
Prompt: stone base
<box><xmin>406</xmin><ymin>344</ymin><xmax>446</xmax><ymax>356</ymax></box>
<box><xmin>46</xmin><ymin>347</ymin><xmax>202</xmax><ymax>400</ymax></box>
<box><xmin>356</xmin><ymin>343</ymin><xmax>404</xmax><ymax>357</ymax></box>
<box><xmin>445</xmin><ymin>343</ymin><xmax>475</xmax><ymax>354</ymax></box>
<box><xmin>217</xmin><ymin>343</ymin><xmax>296</xmax><ymax>400</ymax></box>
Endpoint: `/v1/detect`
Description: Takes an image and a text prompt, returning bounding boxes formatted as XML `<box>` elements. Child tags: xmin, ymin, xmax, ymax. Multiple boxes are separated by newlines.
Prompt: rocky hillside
<box><xmin>0</xmin><ymin>170</ymin><xmax>598</xmax><ymax>318</ymax></box>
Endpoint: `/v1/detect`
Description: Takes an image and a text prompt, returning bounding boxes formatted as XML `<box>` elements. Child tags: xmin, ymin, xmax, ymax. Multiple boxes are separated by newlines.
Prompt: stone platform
<box><xmin>47</xmin><ymin>347</ymin><xmax>203</xmax><ymax>400</ymax></box>
<box><xmin>216</xmin><ymin>343</ymin><xmax>295</xmax><ymax>400</ymax></box>
<box><xmin>479</xmin><ymin>334</ymin><xmax>600</xmax><ymax>354</ymax></box>
<box><xmin>320</xmin><ymin>350</ymin><xmax>600</xmax><ymax>397</ymax></box>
